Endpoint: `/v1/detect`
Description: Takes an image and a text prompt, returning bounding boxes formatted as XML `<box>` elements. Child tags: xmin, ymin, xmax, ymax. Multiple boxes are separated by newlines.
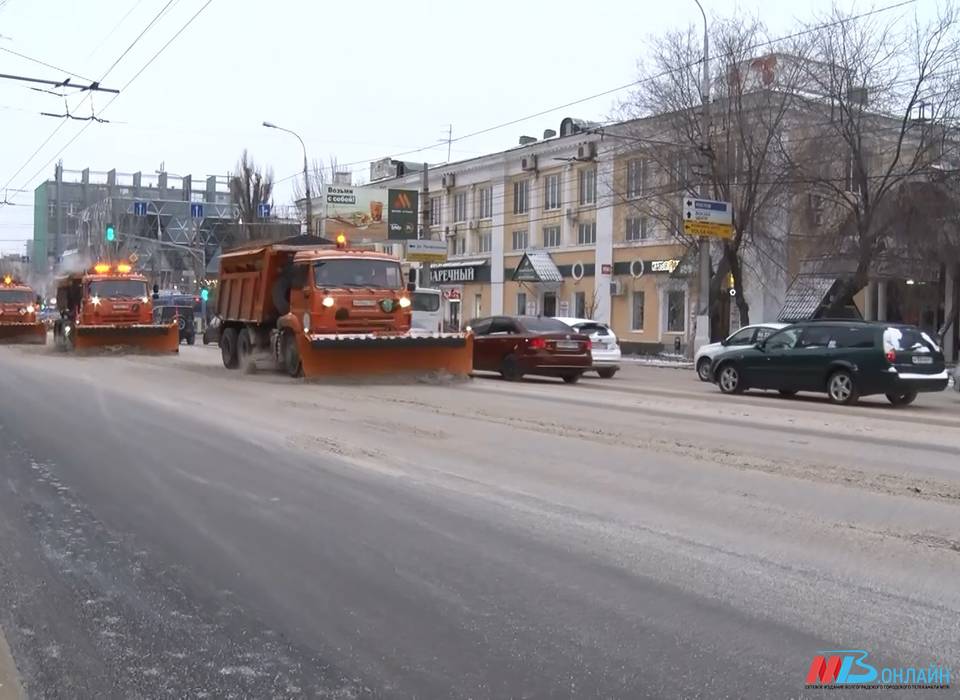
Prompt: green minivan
<box><xmin>710</xmin><ymin>321</ymin><xmax>948</xmax><ymax>406</ymax></box>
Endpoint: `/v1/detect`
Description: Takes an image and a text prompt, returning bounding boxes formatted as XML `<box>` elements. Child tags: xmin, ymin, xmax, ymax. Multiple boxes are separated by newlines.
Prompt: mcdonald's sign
<box><xmin>388</xmin><ymin>188</ymin><xmax>419</xmax><ymax>241</ymax></box>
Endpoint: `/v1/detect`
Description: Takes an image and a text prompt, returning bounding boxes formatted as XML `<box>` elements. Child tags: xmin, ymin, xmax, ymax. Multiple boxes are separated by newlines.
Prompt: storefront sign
<box><xmin>650</xmin><ymin>259</ymin><xmax>680</xmax><ymax>273</ymax></box>
<box><xmin>442</xmin><ymin>288</ymin><xmax>461</xmax><ymax>300</ymax></box>
<box><xmin>432</xmin><ymin>266</ymin><xmax>475</xmax><ymax>283</ymax></box>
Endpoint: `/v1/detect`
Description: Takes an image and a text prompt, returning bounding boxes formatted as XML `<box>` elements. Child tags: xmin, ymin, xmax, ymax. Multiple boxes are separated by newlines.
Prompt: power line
<box><xmin>0</xmin><ymin>46</ymin><xmax>98</xmax><ymax>83</ymax></box>
<box><xmin>274</xmin><ymin>0</ymin><xmax>920</xmax><ymax>184</ymax></box>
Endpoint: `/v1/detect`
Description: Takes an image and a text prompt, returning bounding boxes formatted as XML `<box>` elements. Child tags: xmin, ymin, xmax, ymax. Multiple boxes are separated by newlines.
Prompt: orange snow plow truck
<box><xmin>53</xmin><ymin>263</ymin><xmax>179</xmax><ymax>353</ymax></box>
<box><xmin>216</xmin><ymin>235</ymin><xmax>472</xmax><ymax>378</ymax></box>
<box><xmin>0</xmin><ymin>275</ymin><xmax>45</xmax><ymax>344</ymax></box>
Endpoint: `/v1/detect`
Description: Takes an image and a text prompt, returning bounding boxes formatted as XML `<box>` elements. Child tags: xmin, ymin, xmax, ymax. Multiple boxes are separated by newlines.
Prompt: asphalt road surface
<box><xmin>0</xmin><ymin>344</ymin><xmax>958</xmax><ymax>699</ymax></box>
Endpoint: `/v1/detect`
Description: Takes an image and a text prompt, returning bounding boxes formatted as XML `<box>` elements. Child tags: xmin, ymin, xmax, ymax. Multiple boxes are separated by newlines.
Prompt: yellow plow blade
<box><xmin>73</xmin><ymin>323</ymin><xmax>179</xmax><ymax>353</ymax></box>
<box><xmin>0</xmin><ymin>322</ymin><xmax>47</xmax><ymax>345</ymax></box>
<box><xmin>296</xmin><ymin>332</ymin><xmax>473</xmax><ymax>379</ymax></box>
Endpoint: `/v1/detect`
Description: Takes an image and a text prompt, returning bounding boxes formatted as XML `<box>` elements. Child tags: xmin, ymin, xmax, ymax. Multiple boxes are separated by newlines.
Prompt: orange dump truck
<box><xmin>216</xmin><ymin>236</ymin><xmax>472</xmax><ymax>378</ymax></box>
<box><xmin>0</xmin><ymin>275</ymin><xmax>45</xmax><ymax>344</ymax></box>
<box><xmin>53</xmin><ymin>263</ymin><xmax>179</xmax><ymax>353</ymax></box>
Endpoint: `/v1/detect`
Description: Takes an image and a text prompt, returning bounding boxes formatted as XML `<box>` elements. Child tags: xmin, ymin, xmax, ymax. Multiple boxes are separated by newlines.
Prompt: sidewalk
<box><xmin>620</xmin><ymin>354</ymin><xmax>694</xmax><ymax>370</ymax></box>
<box><xmin>0</xmin><ymin>626</ymin><xmax>22</xmax><ymax>700</ymax></box>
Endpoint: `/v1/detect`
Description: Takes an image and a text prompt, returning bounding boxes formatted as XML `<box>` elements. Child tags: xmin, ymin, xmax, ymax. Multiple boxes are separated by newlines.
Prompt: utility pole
<box><xmin>445</xmin><ymin>125</ymin><xmax>452</xmax><ymax>163</ymax></box>
<box><xmin>693</xmin><ymin>0</ymin><xmax>711</xmax><ymax>353</ymax></box>
<box><xmin>419</xmin><ymin>162</ymin><xmax>431</xmax><ymax>292</ymax></box>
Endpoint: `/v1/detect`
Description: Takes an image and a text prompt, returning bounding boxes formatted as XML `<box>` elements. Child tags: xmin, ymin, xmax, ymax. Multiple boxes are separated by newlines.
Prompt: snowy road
<box><xmin>0</xmin><ymin>344</ymin><xmax>958</xmax><ymax>698</ymax></box>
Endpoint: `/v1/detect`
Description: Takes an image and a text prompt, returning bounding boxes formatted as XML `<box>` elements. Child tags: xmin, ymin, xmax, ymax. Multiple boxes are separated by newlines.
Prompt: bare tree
<box><xmin>292</xmin><ymin>156</ymin><xmax>342</xmax><ymax>227</ymax></box>
<box><xmin>229</xmin><ymin>150</ymin><xmax>274</xmax><ymax>242</ymax></box>
<box><xmin>616</xmin><ymin>17</ymin><xmax>807</xmax><ymax>329</ymax></box>
<box><xmin>780</xmin><ymin>3</ymin><xmax>960</xmax><ymax>313</ymax></box>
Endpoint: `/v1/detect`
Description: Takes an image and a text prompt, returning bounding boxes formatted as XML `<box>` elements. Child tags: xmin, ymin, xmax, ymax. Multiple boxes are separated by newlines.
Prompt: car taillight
<box><xmin>529</xmin><ymin>337</ymin><xmax>546</xmax><ymax>350</ymax></box>
<box><xmin>885</xmin><ymin>350</ymin><xmax>896</xmax><ymax>363</ymax></box>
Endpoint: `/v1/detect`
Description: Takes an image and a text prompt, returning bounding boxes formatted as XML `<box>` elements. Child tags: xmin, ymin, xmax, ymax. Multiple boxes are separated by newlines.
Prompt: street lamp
<box><xmin>263</xmin><ymin>121</ymin><xmax>313</xmax><ymax>234</ymax></box>
<box><xmin>693</xmin><ymin>0</ymin><xmax>712</xmax><ymax>354</ymax></box>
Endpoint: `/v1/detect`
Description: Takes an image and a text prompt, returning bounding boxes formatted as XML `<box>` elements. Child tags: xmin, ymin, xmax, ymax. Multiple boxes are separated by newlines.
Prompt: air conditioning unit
<box><xmin>442</xmin><ymin>173</ymin><xmax>456</xmax><ymax>189</ymax></box>
<box><xmin>521</xmin><ymin>155</ymin><xmax>538</xmax><ymax>172</ymax></box>
<box><xmin>577</xmin><ymin>142</ymin><xmax>597</xmax><ymax>161</ymax></box>
<box><xmin>610</xmin><ymin>278</ymin><xmax>625</xmax><ymax>296</ymax></box>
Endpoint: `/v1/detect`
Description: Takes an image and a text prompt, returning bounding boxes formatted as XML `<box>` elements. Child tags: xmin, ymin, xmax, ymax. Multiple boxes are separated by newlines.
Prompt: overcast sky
<box><xmin>0</xmin><ymin>0</ymin><xmax>942</xmax><ymax>253</ymax></box>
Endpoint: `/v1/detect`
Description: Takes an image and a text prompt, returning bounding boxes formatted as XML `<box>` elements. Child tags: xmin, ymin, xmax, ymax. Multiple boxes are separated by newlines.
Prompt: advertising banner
<box><xmin>322</xmin><ymin>185</ymin><xmax>419</xmax><ymax>242</ymax></box>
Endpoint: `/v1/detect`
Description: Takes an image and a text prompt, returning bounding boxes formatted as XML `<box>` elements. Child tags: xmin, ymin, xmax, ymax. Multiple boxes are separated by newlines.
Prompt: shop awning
<box><xmin>778</xmin><ymin>275</ymin><xmax>861</xmax><ymax>323</ymax></box>
<box><xmin>512</xmin><ymin>250</ymin><xmax>563</xmax><ymax>284</ymax></box>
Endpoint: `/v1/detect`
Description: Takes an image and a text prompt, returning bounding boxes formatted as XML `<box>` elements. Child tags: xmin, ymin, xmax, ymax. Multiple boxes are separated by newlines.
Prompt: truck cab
<box><xmin>0</xmin><ymin>274</ymin><xmax>45</xmax><ymax>344</ymax></box>
<box><xmin>283</xmin><ymin>247</ymin><xmax>412</xmax><ymax>337</ymax></box>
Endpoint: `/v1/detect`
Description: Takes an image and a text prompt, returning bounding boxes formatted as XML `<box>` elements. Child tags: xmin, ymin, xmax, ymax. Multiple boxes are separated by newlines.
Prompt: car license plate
<box><xmin>557</xmin><ymin>340</ymin><xmax>579</xmax><ymax>350</ymax></box>
<box><xmin>912</xmin><ymin>355</ymin><xmax>933</xmax><ymax>364</ymax></box>
<box><xmin>591</xmin><ymin>340</ymin><xmax>602</xmax><ymax>348</ymax></box>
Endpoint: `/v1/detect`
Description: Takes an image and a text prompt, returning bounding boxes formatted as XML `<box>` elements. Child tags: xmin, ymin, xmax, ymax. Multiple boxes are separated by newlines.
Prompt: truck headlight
<box><xmin>322</xmin><ymin>295</ymin><xmax>335</xmax><ymax>308</ymax></box>
<box><xmin>91</xmin><ymin>295</ymin><xmax>101</xmax><ymax>306</ymax></box>
<box><xmin>26</xmin><ymin>304</ymin><xmax>35</xmax><ymax>314</ymax></box>
<box><xmin>398</xmin><ymin>296</ymin><xmax>411</xmax><ymax>308</ymax></box>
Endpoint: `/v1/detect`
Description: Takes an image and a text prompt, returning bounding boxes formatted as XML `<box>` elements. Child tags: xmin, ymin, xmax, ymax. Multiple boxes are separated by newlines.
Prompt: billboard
<box><xmin>321</xmin><ymin>185</ymin><xmax>418</xmax><ymax>242</ymax></box>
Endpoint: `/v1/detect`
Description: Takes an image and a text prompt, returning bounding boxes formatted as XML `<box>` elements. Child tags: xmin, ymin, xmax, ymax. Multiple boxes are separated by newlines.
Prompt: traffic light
<box><xmin>105</xmin><ymin>223</ymin><xmax>116</xmax><ymax>242</ymax></box>
<box><xmin>199</xmin><ymin>288</ymin><xmax>209</xmax><ymax>302</ymax></box>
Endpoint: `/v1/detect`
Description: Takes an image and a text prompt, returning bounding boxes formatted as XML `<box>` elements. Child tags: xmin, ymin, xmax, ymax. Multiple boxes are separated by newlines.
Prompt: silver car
<box><xmin>694</xmin><ymin>323</ymin><xmax>787</xmax><ymax>381</ymax></box>
<box><xmin>554</xmin><ymin>317</ymin><xmax>621</xmax><ymax>378</ymax></box>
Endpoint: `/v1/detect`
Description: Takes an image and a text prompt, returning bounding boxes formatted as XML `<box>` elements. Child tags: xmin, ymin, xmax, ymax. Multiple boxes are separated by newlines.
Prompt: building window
<box><xmin>517</xmin><ymin>292</ymin><xmax>527</xmax><ymax>315</ymax></box>
<box><xmin>544</xmin><ymin>174</ymin><xmax>561</xmax><ymax>211</ymax></box>
<box><xmin>453</xmin><ymin>192</ymin><xmax>467</xmax><ymax>222</ymax></box>
<box><xmin>478</xmin><ymin>186</ymin><xmax>493</xmax><ymax>219</ymax></box>
<box><xmin>513</xmin><ymin>180</ymin><xmax>528</xmax><ymax>214</ymax></box>
<box><xmin>632</xmin><ymin>291</ymin><xmax>645</xmax><ymax>330</ymax></box>
<box><xmin>430</xmin><ymin>197</ymin><xmax>442</xmax><ymax>226</ymax></box>
<box><xmin>542</xmin><ymin>292</ymin><xmax>557</xmax><ymax>317</ymax></box>
<box><xmin>577</xmin><ymin>221</ymin><xmax>596</xmax><ymax>245</ymax></box>
<box><xmin>626</xmin><ymin>216</ymin><xmax>649</xmax><ymax>241</ymax></box>
<box><xmin>543</xmin><ymin>225</ymin><xmax>561</xmax><ymax>248</ymax></box>
<box><xmin>667</xmin><ymin>290</ymin><xmax>686</xmax><ymax>333</ymax></box>
<box><xmin>477</xmin><ymin>231</ymin><xmax>492</xmax><ymax>253</ymax></box>
<box><xmin>48</xmin><ymin>202</ymin><xmax>56</xmax><ymax>218</ymax></box>
<box><xmin>512</xmin><ymin>229</ymin><xmax>528</xmax><ymax>251</ymax></box>
<box><xmin>474</xmin><ymin>293</ymin><xmax>483</xmax><ymax>319</ymax></box>
<box><xmin>450</xmin><ymin>235</ymin><xmax>466</xmax><ymax>256</ymax></box>
<box><xmin>574</xmin><ymin>291</ymin><xmax>586</xmax><ymax>318</ymax></box>
<box><xmin>578</xmin><ymin>168</ymin><xmax>596</xmax><ymax>205</ymax></box>
<box><xmin>627</xmin><ymin>159</ymin><xmax>647</xmax><ymax>199</ymax></box>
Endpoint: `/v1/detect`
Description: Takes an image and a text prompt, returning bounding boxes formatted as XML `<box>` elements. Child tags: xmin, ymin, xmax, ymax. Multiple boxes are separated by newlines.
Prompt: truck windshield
<box><xmin>89</xmin><ymin>280</ymin><xmax>148</xmax><ymax>299</ymax></box>
<box><xmin>0</xmin><ymin>290</ymin><xmax>33</xmax><ymax>303</ymax></box>
<box><xmin>314</xmin><ymin>259</ymin><xmax>402</xmax><ymax>288</ymax></box>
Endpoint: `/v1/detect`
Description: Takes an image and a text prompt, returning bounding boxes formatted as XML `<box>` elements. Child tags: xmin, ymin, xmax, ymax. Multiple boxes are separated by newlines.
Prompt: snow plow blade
<box><xmin>297</xmin><ymin>332</ymin><xmax>473</xmax><ymax>379</ymax></box>
<box><xmin>73</xmin><ymin>323</ymin><xmax>179</xmax><ymax>353</ymax></box>
<box><xmin>0</xmin><ymin>322</ymin><xmax>47</xmax><ymax>344</ymax></box>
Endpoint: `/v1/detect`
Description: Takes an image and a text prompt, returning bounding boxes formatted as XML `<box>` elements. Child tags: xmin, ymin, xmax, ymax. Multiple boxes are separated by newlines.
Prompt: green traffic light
<box><xmin>200</xmin><ymin>288</ymin><xmax>209</xmax><ymax>302</ymax></box>
<box><xmin>105</xmin><ymin>224</ymin><xmax>116</xmax><ymax>242</ymax></box>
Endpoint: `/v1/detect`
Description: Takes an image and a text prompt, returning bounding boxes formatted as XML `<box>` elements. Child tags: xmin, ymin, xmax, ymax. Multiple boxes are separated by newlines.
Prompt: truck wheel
<box><xmin>238</xmin><ymin>328</ymin><xmax>256</xmax><ymax>373</ymax></box>
<box><xmin>220</xmin><ymin>327</ymin><xmax>239</xmax><ymax>369</ymax></box>
<box><xmin>281</xmin><ymin>330</ymin><xmax>303</xmax><ymax>378</ymax></box>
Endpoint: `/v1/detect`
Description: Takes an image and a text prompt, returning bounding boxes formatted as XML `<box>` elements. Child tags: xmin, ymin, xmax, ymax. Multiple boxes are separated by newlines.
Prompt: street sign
<box><xmin>257</xmin><ymin>203</ymin><xmax>271</xmax><ymax>218</ymax></box>
<box><xmin>682</xmin><ymin>197</ymin><xmax>733</xmax><ymax>239</ymax></box>
<box><xmin>133</xmin><ymin>201</ymin><xmax>148</xmax><ymax>216</ymax></box>
<box><xmin>190</xmin><ymin>203</ymin><xmax>204</xmax><ymax>219</ymax></box>
<box><xmin>601</xmin><ymin>263</ymin><xmax>612</xmax><ymax>275</ymax></box>
<box><xmin>405</xmin><ymin>239</ymin><xmax>447</xmax><ymax>263</ymax></box>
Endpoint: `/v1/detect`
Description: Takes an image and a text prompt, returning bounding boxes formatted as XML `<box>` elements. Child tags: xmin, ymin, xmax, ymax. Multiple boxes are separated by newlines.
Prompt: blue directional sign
<box><xmin>190</xmin><ymin>203</ymin><xmax>204</xmax><ymax>219</ymax></box>
<box><xmin>257</xmin><ymin>203</ymin><xmax>271</xmax><ymax>218</ymax></box>
<box><xmin>133</xmin><ymin>201</ymin><xmax>148</xmax><ymax>216</ymax></box>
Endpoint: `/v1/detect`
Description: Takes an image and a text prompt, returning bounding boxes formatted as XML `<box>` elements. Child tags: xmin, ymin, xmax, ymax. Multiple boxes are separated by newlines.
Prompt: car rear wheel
<box><xmin>886</xmin><ymin>390</ymin><xmax>917</xmax><ymax>407</ymax></box>
<box><xmin>500</xmin><ymin>354</ymin><xmax>523</xmax><ymax>381</ymax></box>
<box><xmin>220</xmin><ymin>327</ymin><xmax>239</xmax><ymax>369</ymax></box>
<box><xmin>717</xmin><ymin>364</ymin><xmax>745</xmax><ymax>394</ymax></box>
<box><xmin>597</xmin><ymin>367</ymin><xmax>617</xmax><ymax>379</ymax></box>
<box><xmin>696</xmin><ymin>357</ymin><xmax>713</xmax><ymax>382</ymax></box>
<box><xmin>827</xmin><ymin>370</ymin><xmax>859</xmax><ymax>405</ymax></box>
<box><xmin>562</xmin><ymin>373</ymin><xmax>581</xmax><ymax>384</ymax></box>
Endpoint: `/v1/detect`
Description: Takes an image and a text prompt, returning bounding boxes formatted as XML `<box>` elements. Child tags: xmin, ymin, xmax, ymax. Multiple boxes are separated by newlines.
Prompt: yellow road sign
<box><xmin>683</xmin><ymin>220</ymin><xmax>734</xmax><ymax>239</ymax></box>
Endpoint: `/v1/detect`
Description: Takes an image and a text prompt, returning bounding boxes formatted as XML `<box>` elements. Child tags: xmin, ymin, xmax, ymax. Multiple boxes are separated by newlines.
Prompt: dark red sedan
<box><xmin>469</xmin><ymin>315</ymin><xmax>592</xmax><ymax>383</ymax></box>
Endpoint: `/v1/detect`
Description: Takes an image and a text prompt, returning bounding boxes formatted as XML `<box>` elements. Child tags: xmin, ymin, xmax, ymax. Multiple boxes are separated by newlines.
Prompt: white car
<box><xmin>554</xmin><ymin>317</ymin><xmax>621</xmax><ymax>378</ymax></box>
<box><xmin>695</xmin><ymin>322</ymin><xmax>788</xmax><ymax>381</ymax></box>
